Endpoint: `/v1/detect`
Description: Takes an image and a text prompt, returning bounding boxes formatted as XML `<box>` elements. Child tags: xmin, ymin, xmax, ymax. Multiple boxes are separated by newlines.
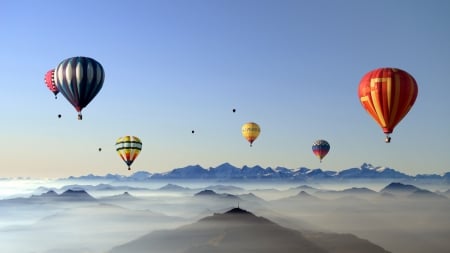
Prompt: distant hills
<box><xmin>108</xmin><ymin>207</ymin><xmax>391</xmax><ymax>253</ymax></box>
<box><xmin>30</xmin><ymin>189</ymin><xmax>97</xmax><ymax>202</ymax></box>
<box><xmin>61</xmin><ymin>162</ymin><xmax>450</xmax><ymax>183</ymax></box>
<box><xmin>380</xmin><ymin>182</ymin><xmax>448</xmax><ymax>199</ymax></box>
<box><xmin>9</xmin><ymin>182</ymin><xmax>446</xmax><ymax>205</ymax></box>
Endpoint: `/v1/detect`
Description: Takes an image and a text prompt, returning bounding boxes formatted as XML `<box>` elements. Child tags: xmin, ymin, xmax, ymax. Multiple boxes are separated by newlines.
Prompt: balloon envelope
<box><xmin>115</xmin><ymin>136</ymin><xmax>142</xmax><ymax>170</ymax></box>
<box><xmin>44</xmin><ymin>69</ymin><xmax>59</xmax><ymax>97</ymax></box>
<box><xmin>358</xmin><ymin>67</ymin><xmax>418</xmax><ymax>141</ymax></box>
<box><xmin>241</xmin><ymin>122</ymin><xmax>260</xmax><ymax>146</ymax></box>
<box><xmin>312</xmin><ymin>139</ymin><xmax>330</xmax><ymax>162</ymax></box>
<box><xmin>54</xmin><ymin>56</ymin><xmax>105</xmax><ymax>119</ymax></box>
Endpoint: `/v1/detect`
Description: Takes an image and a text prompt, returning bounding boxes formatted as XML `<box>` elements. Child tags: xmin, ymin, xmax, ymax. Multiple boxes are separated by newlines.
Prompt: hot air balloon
<box><xmin>358</xmin><ymin>67</ymin><xmax>418</xmax><ymax>143</ymax></box>
<box><xmin>312</xmin><ymin>139</ymin><xmax>330</xmax><ymax>163</ymax></box>
<box><xmin>115</xmin><ymin>136</ymin><xmax>142</xmax><ymax>170</ymax></box>
<box><xmin>54</xmin><ymin>56</ymin><xmax>105</xmax><ymax>120</ymax></box>
<box><xmin>242</xmin><ymin>122</ymin><xmax>260</xmax><ymax>147</ymax></box>
<box><xmin>44</xmin><ymin>69</ymin><xmax>59</xmax><ymax>99</ymax></box>
<box><xmin>232</xmin><ymin>108</ymin><xmax>236</xmax><ymax>113</ymax></box>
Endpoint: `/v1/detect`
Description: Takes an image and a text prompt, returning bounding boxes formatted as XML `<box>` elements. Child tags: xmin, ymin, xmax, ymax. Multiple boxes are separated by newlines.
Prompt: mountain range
<box><xmin>61</xmin><ymin>163</ymin><xmax>450</xmax><ymax>182</ymax></box>
<box><xmin>12</xmin><ymin>182</ymin><xmax>445</xmax><ymax>204</ymax></box>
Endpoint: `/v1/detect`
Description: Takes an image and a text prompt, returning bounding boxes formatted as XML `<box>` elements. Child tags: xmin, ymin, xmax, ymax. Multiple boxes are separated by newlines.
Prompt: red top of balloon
<box><xmin>44</xmin><ymin>69</ymin><xmax>58</xmax><ymax>95</ymax></box>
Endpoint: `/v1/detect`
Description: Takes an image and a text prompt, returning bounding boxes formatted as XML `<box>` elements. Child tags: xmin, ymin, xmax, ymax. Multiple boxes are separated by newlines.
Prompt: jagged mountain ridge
<box><xmin>62</xmin><ymin>162</ymin><xmax>450</xmax><ymax>181</ymax></box>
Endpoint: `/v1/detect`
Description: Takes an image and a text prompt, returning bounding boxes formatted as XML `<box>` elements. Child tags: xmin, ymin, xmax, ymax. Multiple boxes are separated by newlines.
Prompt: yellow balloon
<box><xmin>241</xmin><ymin>122</ymin><xmax>260</xmax><ymax>147</ymax></box>
<box><xmin>115</xmin><ymin>136</ymin><xmax>142</xmax><ymax>170</ymax></box>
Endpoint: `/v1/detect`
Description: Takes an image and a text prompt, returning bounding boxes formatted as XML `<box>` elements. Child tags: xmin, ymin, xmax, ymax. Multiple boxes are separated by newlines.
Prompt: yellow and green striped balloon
<box><xmin>115</xmin><ymin>136</ymin><xmax>142</xmax><ymax>170</ymax></box>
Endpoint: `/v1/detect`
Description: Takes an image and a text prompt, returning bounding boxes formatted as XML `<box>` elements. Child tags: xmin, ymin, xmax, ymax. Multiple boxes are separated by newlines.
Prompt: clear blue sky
<box><xmin>1</xmin><ymin>0</ymin><xmax>449</xmax><ymax>178</ymax></box>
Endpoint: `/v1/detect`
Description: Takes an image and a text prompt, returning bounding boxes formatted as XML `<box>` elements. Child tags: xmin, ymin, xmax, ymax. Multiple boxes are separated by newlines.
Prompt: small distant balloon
<box><xmin>57</xmin><ymin>114</ymin><xmax>61</xmax><ymax>118</ymax></box>
<box><xmin>98</xmin><ymin>148</ymin><xmax>102</xmax><ymax>152</ymax></box>
<box><xmin>232</xmin><ymin>108</ymin><xmax>236</xmax><ymax>113</ymax></box>
<box><xmin>191</xmin><ymin>130</ymin><xmax>195</xmax><ymax>134</ymax></box>
<box><xmin>312</xmin><ymin>139</ymin><xmax>330</xmax><ymax>163</ymax></box>
<box><xmin>115</xmin><ymin>136</ymin><xmax>142</xmax><ymax>170</ymax></box>
<box><xmin>241</xmin><ymin>122</ymin><xmax>260</xmax><ymax>147</ymax></box>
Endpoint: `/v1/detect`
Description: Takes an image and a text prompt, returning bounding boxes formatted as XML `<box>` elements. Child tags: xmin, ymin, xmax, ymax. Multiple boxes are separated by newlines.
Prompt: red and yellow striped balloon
<box><xmin>358</xmin><ymin>68</ymin><xmax>418</xmax><ymax>142</ymax></box>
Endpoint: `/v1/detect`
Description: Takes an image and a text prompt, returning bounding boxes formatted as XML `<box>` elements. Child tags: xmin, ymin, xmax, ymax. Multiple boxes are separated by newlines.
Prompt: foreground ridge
<box><xmin>109</xmin><ymin>207</ymin><xmax>391</xmax><ymax>253</ymax></box>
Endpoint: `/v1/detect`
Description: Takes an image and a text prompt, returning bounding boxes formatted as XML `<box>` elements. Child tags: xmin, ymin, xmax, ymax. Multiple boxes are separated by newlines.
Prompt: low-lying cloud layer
<box><xmin>0</xmin><ymin>180</ymin><xmax>449</xmax><ymax>253</ymax></box>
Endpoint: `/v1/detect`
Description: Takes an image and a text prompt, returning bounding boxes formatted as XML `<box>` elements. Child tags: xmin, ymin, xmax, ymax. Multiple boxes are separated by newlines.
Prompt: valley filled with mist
<box><xmin>1</xmin><ymin>175</ymin><xmax>449</xmax><ymax>253</ymax></box>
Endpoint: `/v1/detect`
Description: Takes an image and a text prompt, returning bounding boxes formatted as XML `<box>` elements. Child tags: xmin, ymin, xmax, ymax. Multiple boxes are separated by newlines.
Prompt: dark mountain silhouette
<box><xmin>380</xmin><ymin>182</ymin><xmax>421</xmax><ymax>195</ymax></box>
<box><xmin>158</xmin><ymin>183</ymin><xmax>191</xmax><ymax>191</ymax></box>
<box><xmin>26</xmin><ymin>189</ymin><xmax>96</xmax><ymax>203</ymax></box>
<box><xmin>33</xmin><ymin>184</ymin><xmax>149</xmax><ymax>196</ymax></box>
<box><xmin>269</xmin><ymin>190</ymin><xmax>322</xmax><ymax>205</ymax></box>
<box><xmin>30</xmin><ymin>190</ymin><xmax>60</xmax><ymax>201</ymax></box>
<box><xmin>58</xmin><ymin>189</ymin><xmax>97</xmax><ymax>202</ymax></box>
<box><xmin>0</xmin><ymin>190</ymin><xmax>98</xmax><ymax>211</ymax></box>
<box><xmin>315</xmin><ymin>187</ymin><xmax>377</xmax><ymax>197</ymax></box>
<box><xmin>39</xmin><ymin>190</ymin><xmax>59</xmax><ymax>197</ymax></box>
<box><xmin>109</xmin><ymin>208</ymin><xmax>390</xmax><ymax>253</ymax></box>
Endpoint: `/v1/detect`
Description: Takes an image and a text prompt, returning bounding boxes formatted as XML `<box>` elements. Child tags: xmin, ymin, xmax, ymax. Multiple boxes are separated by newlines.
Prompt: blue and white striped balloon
<box><xmin>55</xmin><ymin>56</ymin><xmax>104</xmax><ymax>120</ymax></box>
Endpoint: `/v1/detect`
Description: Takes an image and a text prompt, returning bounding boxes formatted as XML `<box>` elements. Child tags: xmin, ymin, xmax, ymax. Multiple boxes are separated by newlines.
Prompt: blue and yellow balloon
<box><xmin>312</xmin><ymin>140</ymin><xmax>330</xmax><ymax>163</ymax></box>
